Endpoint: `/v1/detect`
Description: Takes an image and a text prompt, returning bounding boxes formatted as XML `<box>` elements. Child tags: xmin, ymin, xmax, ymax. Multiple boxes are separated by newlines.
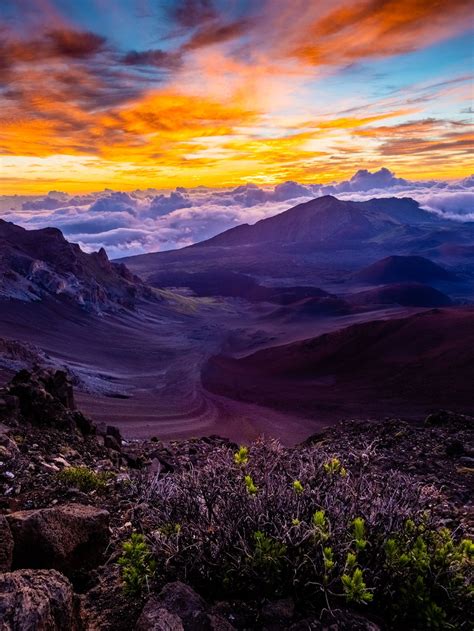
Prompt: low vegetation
<box><xmin>127</xmin><ymin>439</ymin><xmax>473</xmax><ymax>629</ymax></box>
<box><xmin>57</xmin><ymin>466</ymin><xmax>112</xmax><ymax>492</ymax></box>
<box><xmin>118</xmin><ymin>533</ymin><xmax>156</xmax><ymax>597</ymax></box>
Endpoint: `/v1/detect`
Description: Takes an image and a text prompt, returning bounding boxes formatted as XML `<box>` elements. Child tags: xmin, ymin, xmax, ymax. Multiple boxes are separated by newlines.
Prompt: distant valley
<box><xmin>1</xmin><ymin>195</ymin><xmax>473</xmax><ymax>443</ymax></box>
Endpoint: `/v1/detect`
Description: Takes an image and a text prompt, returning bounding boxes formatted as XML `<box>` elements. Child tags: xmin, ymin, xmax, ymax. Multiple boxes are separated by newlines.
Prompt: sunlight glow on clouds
<box><xmin>0</xmin><ymin>1</ymin><xmax>472</xmax><ymax>194</ymax></box>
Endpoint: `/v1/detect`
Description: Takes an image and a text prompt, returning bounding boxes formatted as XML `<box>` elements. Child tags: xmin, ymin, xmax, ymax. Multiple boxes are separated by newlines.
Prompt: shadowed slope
<box><xmin>353</xmin><ymin>255</ymin><xmax>457</xmax><ymax>284</ymax></box>
<box><xmin>202</xmin><ymin>308</ymin><xmax>474</xmax><ymax>420</ymax></box>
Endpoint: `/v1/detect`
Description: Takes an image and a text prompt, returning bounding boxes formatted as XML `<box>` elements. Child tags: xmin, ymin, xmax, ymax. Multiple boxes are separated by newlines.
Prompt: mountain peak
<box><xmin>198</xmin><ymin>195</ymin><xmax>424</xmax><ymax>248</ymax></box>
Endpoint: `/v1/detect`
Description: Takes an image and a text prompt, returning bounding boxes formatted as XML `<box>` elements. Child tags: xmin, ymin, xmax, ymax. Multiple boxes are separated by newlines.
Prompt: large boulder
<box><xmin>7</xmin><ymin>503</ymin><xmax>109</xmax><ymax>575</ymax></box>
<box><xmin>136</xmin><ymin>582</ymin><xmax>235</xmax><ymax>630</ymax></box>
<box><xmin>0</xmin><ymin>569</ymin><xmax>78</xmax><ymax>630</ymax></box>
<box><xmin>0</xmin><ymin>515</ymin><xmax>14</xmax><ymax>572</ymax></box>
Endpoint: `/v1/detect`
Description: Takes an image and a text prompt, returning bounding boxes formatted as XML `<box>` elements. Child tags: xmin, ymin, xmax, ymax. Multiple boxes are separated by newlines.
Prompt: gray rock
<box><xmin>7</xmin><ymin>503</ymin><xmax>109</xmax><ymax>575</ymax></box>
<box><xmin>0</xmin><ymin>569</ymin><xmax>78</xmax><ymax>630</ymax></box>
<box><xmin>136</xmin><ymin>605</ymin><xmax>184</xmax><ymax>631</ymax></box>
<box><xmin>104</xmin><ymin>434</ymin><xmax>122</xmax><ymax>452</ymax></box>
<box><xmin>261</xmin><ymin>598</ymin><xmax>295</xmax><ymax>622</ymax></box>
<box><xmin>151</xmin><ymin>581</ymin><xmax>206</xmax><ymax>620</ymax></box>
<box><xmin>136</xmin><ymin>582</ymin><xmax>235</xmax><ymax>631</ymax></box>
<box><xmin>0</xmin><ymin>515</ymin><xmax>14</xmax><ymax>572</ymax></box>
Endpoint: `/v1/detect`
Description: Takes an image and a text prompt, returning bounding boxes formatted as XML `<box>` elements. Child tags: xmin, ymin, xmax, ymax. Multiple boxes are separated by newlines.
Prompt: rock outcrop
<box><xmin>0</xmin><ymin>218</ymin><xmax>152</xmax><ymax>312</ymax></box>
<box><xmin>0</xmin><ymin>368</ymin><xmax>94</xmax><ymax>434</ymax></box>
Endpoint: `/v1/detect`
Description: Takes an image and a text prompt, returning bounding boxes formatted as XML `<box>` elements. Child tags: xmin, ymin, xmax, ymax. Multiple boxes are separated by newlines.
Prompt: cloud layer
<box><xmin>1</xmin><ymin>169</ymin><xmax>472</xmax><ymax>258</ymax></box>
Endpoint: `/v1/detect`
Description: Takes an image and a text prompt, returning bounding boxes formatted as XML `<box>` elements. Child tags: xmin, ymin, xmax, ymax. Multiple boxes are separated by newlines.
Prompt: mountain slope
<box><xmin>0</xmin><ymin>219</ymin><xmax>150</xmax><ymax>312</ymax></box>
<box><xmin>353</xmin><ymin>255</ymin><xmax>457</xmax><ymax>284</ymax></box>
<box><xmin>346</xmin><ymin>283</ymin><xmax>452</xmax><ymax>307</ymax></box>
<box><xmin>202</xmin><ymin>308</ymin><xmax>474</xmax><ymax>419</ymax></box>
<box><xmin>118</xmin><ymin>195</ymin><xmax>468</xmax><ymax>288</ymax></box>
<box><xmin>196</xmin><ymin>195</ymin><xmax>431</xmax><ymax>247</ymax></box>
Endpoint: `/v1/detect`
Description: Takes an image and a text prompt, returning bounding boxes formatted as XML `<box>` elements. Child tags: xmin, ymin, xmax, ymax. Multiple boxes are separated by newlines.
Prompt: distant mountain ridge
<box><xmin>0</xmin><ymin>219</ymin><xmax>150</xmax><ymax>312</ymax></box>
<box><xmin>117</xmin><ymin>194</ymin><xmax>474</xmax><ymax>297</ymax></box>
<box><xmin>196</xmin><ymin>195</ymin><xmax>434</xmax><ymax>247</ymax></box>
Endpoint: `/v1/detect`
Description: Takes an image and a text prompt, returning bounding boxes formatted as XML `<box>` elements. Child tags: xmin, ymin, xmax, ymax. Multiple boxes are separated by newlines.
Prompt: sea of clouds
<box><xmin>1</xmin><ymin>168</ymin><xmax>472</xmax><ymax>259</ymax></box>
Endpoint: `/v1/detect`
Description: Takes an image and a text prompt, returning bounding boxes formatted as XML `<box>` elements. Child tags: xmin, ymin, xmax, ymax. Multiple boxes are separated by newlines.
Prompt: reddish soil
<box><xmin>0</xmin><ymin>296</ymin><xmax>428</xmax><ymax>445</ymax></box>
<box><xmin>202</xmin><ymin>308</ymin><xmax>474</xmax><ymax>422</ymax></box>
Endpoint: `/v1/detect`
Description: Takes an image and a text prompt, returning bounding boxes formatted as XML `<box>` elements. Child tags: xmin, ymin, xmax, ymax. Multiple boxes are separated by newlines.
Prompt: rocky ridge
<box><xmin>0</xmin><ymin>219</ymin><xmax>154</xmax><ymax>313</ymax></box>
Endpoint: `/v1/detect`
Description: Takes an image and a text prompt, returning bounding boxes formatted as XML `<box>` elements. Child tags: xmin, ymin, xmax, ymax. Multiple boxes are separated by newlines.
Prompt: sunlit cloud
<box><xmin>0</xmin><ymin>1</ymin><xmax>472</xmax><ymax>193</ymax></box>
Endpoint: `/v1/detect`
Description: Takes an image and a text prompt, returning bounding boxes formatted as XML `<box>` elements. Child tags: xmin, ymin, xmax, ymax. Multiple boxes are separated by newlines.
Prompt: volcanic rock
<box><xmin>0</xmin><ymin>569</ymin><xmax>78</xmax><ymax>631</ymax></box>
<box><xmin>136</xmin><ymin>582</ymin><xmax>235</xmax><ymax>630</ymax></box>
<box><xmin>0</xmin><ymin>515</ymin><xmax>13</xmax><ymax>572</ymax></box>
<box><xmin>0</xmin><ymin>218</ymin><xmax>150</xmax><ymax>312</ymax></box>
<box><xmin>6</xmin><ymin>503</ymin><xmax>109</xmax><ymax>575</ymax></box>
<box><xmin>0</xmin><ymin>368</ymin><xmax>96</xmax><ymax>435</ymax></box>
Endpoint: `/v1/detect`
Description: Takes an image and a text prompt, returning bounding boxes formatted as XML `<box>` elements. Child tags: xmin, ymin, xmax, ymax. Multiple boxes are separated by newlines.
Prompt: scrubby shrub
<box><xmin>132</xmin><ymin>439</ymin><xmax>472</xmax><ymax>629</ymax></box>
<box><xmin>118</xmin><ymin>533</ymin><xmax>156</xmax><ymax>597</ymax></box>
<box><xmin>57</xmin><ymin>466</ymin><xmax>111</xmax><ymax>492</ymax></box>
<box><xmin>382</xmin><ymin>522</ymin><xmax>473</xmax><ymax>628</ymax></box>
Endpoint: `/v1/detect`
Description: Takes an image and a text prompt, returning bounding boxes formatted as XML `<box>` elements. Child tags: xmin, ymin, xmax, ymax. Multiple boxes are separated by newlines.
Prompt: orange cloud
<box><xmin>280</xmin><ymin>0</ymin><xmax>473</xmax><ymax>65</ymax></box>
<box><xmin>1</xmin><ymin>1</ymin><xmax>473</xmax><ymax>192</ymax></box>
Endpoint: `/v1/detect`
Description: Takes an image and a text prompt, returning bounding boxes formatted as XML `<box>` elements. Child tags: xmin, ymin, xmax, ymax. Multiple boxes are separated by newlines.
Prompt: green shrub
<box><xmin>234</xmin><ymin>446</ymin><xmax>249</xmax><ymax>466</ymax></box>
<box><xmin>342</xmin><ymin>567</ymin><xmax>373</xmax><ymax>604</ymax></box>
<box><xmin>135</xmin><ymin>439</ymin><xmax>472</xmax><ymax>629</ymax></box>
<box><xmin>352</xmin><ymin>517</ymin><xmax>367</xmax><ymax>552</ymax></box>
<box><xmin>383</xmin><ymin>522</ymin><xmax>474</xmax><ymax>629</ymax></box>
<box><xmin>292</xmin><ymin>479</ymin><xmax>304</xmax><ymax>494</ymax></box>
<box><xmin>244</xmin><ymin>474</ymin><xmax>258</xmax><ymax>495</ymax></box>
<box><xmin>57</xmin><ymin>466</ymin><xmax>112</xmax><ymax>492</ymax></box>
<box><xmin>118</xmin><ymin>533</ymin><xmax>156</xmax><ymax>597</ymax></box>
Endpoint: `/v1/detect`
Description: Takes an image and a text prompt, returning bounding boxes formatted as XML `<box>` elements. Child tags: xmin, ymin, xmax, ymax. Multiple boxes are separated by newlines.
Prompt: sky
<box><xmin>0</xmin><ymin>0</ymin><xmax>473</xmax><ymax>194</ymax></box>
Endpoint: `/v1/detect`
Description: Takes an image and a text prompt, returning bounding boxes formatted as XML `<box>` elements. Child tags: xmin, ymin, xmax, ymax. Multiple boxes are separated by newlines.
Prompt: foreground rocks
<box><xmin>137</xmin><ymin>582</ymin><xmax>235</xmax><ymax>631</ymax></box>
<box><xmin>0</xmin><ymin>516</ymin><xmax>13</xmax><ymax>572</ymax></box>
<box><xmin>0</xmin><ymin>367</ymin><xmax>94</xmax><ymax>434</ymax></box>
<box><xmin>6</xmin><ymin>503</ymin><xmax>109</xmax><ymax>576</ymax></box>
<box><xmin>0</xmin><ymin>569</ymin><xmax>78</xmax><ymax>630</ymax></box>
<box><xmin>0</xmin><ymin>369</ymin><xmax>472</xmax><ymax>630</ymax></box>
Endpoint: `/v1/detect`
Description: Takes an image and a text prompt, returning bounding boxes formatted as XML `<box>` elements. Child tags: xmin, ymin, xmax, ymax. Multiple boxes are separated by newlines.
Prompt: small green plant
<box><xmin>118</xmin><ymin>533</ymin><xmax>156</xmax><ymax>597</ymax></box>
<box><xmin>244</xmin><ymin>474</ymin><xmax>258</xmax><ymax>495</ymax></box>
<box><xmin>342</xmin><ymin>567</ymin><xmax>373</xmax><ymax>604</ymax></box>
<box><xmin>312</xmin><ymin>509</ymin><xmax>330</xmax><ymax>542</ymax></box>
<box><xmin>383</xmin><ymin>524</ymin><xmax>473</xmax><ymax>629</ymax></box>
<box><xmin>323</xmin><ymin>546</ymin><xmax>334</xmax><ymax>572</ymax></box>
<box><xmin>234</xmin><ymin>446</ymin><xmax>249</xmax><ymax>466</ymax></box>
<box><xmin>57</xmin><ymin>466</ymin><xmax>111</xmax><ymax>492</ymax></box>
<box><xmin>323</xmin><ymin>457</ymin><xmax>346</xmax><ymax>476</ymax></box>
<box><xmin>252</xmin><ymin>531</ymin><xmax>287</xmax><ymax>570</ymax></box>
<box><xmin>292</xmin><ymin>479</ymin><xmax>304</xmax><ymax>494</ymax></box>
<box><xmin>159</xmin><ymin>522</ymin><xmax>182</xmax><ymax>537</ymax></box>
<box><xmin>345</xmin><ymin>551</ymin><xmax>357</xmax><ymax>572</ymax></box>
<box><xmin>352</xmin><ymin>517</ymin><xmax>368</xmax><ymax>552</ymax></box>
